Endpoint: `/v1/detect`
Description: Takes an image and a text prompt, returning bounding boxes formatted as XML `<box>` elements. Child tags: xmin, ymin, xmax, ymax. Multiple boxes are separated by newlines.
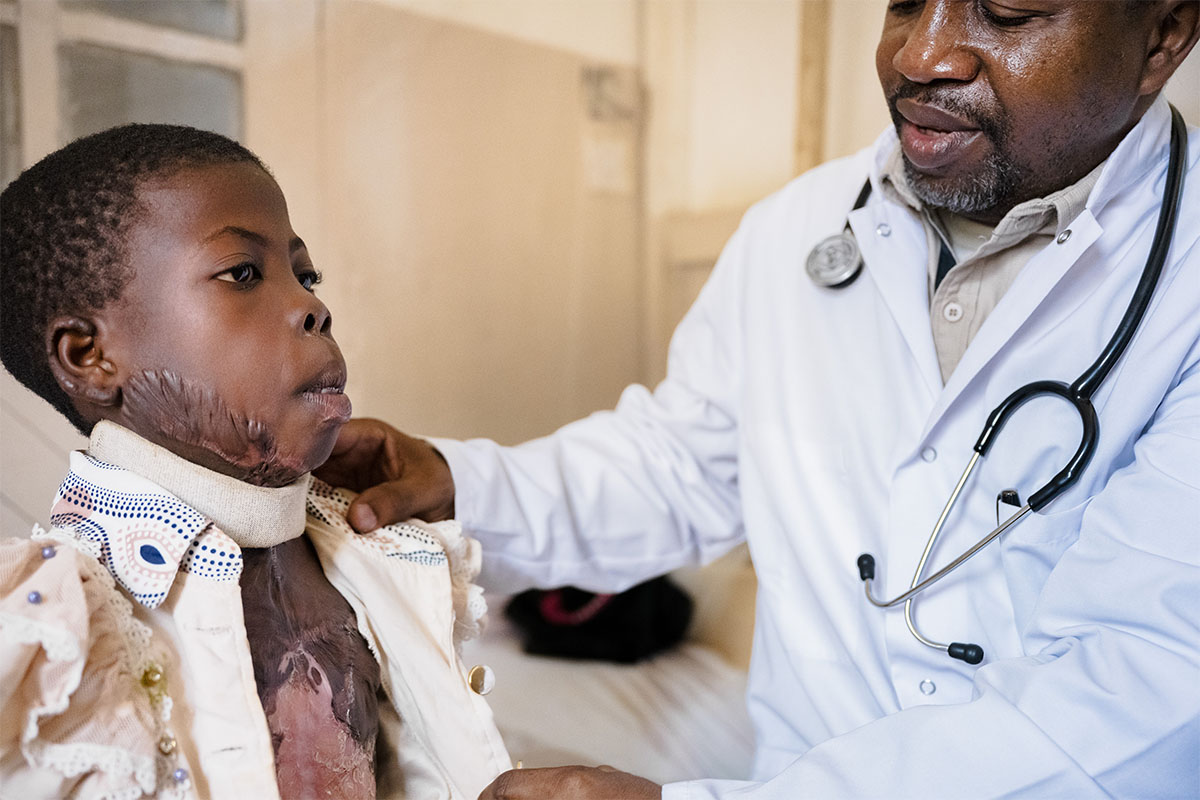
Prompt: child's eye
<box><xmin>217</xmin><ymin>263</ymin><xmax>262</xmax><ymax>284</ymax></box>
<box><xmin>297</xmin><ymin>269</ymin><xmax>323</xmax><ymax>291</ymax></box>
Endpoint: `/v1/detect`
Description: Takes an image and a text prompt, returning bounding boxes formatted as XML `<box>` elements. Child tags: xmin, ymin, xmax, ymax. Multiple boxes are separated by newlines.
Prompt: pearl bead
<box><xmin>27</xmin><ymin>590</ymin><xmax>42</xmax><ymax>604</ymax></box>
<box><xmin>141</xmin><ymin>664</ymin><xmax>164</xmax><ymax>687</ymax></box>
<box><xmin>40</xmin><ymin>546</ymin><xmax>56</xmax><ymax>559</ymax></box>
<box><xmin>172</xmin><ymin>767</ymin><xmax>189</xmax><ymax>783</ymax></box>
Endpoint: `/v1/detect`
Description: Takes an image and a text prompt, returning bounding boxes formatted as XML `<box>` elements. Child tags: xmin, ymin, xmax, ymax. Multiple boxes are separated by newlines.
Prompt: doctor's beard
<box><xmin>887</xmin><ymin>87</ymin><xmax>1024</xmax><ymax>219</ymax></box>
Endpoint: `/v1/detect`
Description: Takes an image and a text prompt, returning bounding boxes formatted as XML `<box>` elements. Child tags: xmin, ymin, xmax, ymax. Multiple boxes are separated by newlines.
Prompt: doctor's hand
<box><xmin>478</xmin><ymin>765</ymin><xmax>661</xmax><ymax>800</ymax></box>
<box><xmin>314</xmin><ymin>417</ymin><xmax>455</xmax><ymax>531</ymax></box>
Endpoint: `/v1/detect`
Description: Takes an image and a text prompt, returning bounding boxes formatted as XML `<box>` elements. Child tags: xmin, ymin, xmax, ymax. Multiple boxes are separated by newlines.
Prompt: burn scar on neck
<box><xmin>120</xmin><ymin>369</ymin><xmax>305</xmax><ymax>487</ymax></box>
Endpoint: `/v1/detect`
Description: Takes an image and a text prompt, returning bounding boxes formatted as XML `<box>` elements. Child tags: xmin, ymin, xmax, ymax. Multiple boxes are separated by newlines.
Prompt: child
<box><xmin>0</xmin><ymin>124</ymin><xmax>510</xmax><ymax>799</ymax></box>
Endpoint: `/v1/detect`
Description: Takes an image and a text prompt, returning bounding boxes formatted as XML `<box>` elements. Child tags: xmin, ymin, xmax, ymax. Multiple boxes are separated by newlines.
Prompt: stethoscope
<box><xmin>806</xmin><ymin>106</ymin><xmax>1187</xmax><ymax>666</ymax></box>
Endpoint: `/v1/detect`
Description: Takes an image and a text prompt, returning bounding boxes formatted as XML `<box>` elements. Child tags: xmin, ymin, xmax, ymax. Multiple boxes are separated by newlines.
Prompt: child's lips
<box><xmin>302</xmin><ymin>387</ymin><xmax>352</xmax><ymax>424</ymax></box>
<box><xmin>298</xmin><ymin>362</ymin><xmax>351</xmax><ymax>423</ymax></box>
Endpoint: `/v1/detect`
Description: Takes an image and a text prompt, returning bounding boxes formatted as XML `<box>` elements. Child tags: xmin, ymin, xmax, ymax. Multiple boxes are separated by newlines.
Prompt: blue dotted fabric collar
<box><xmin>52</xmin><ymin>451</ymin><xmax>243</xmax><ymax>608</ymax></box>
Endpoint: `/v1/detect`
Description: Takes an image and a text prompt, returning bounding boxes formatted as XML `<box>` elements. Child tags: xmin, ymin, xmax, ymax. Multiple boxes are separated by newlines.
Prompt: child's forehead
<box><xmin>131</xmin><ymin>162</ymin><xmax>289</xmax><ymax>238</ymax></box>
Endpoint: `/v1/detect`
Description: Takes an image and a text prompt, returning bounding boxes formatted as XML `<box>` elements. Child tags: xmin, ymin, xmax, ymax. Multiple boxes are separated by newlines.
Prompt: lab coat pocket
<box><xmin>743</xmin><ymin>432</ymin><xmax>864</xmax><ymax>664</ymax></box>
<box><xmin>1002</xmin><ymin>496</ymin><xmax>1088</xmax><ymax>547</ymax></box>
<box><xmin>999</xmin><ymin>498</ymin><xmax>1086</xmax><ymax>595</ymax></box>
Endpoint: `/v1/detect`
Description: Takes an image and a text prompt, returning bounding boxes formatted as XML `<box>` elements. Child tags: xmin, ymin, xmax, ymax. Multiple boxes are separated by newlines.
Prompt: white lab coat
<box><xmin>433</xmin><ymin>97</ymin><xmax>1200</xmax><ymax>798</ymax></box>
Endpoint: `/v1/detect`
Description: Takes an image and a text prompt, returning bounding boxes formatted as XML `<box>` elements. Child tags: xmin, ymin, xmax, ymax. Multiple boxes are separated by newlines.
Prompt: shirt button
<box><xmin>921</xmin><ymin>447</ymin><xmax>937</xmax><ymax>462</ymax></box>
<box><xmin>919</xmin><ymin>679</ymin><xmax>937</xmax><ymax>695</ymax></box>
<box><xmin>876</xmin><ymin>223</ymin><xmax>891</xmax><ymax>237</ymax></box>
<box><xmin>942</xmin><ymin>302</ymin><xmax>963</xmax><ymax>322</ymax></box>
<box><xmin>468</xmin><ymin>664</ymin><xmax>495</xmax><ymax>695</ymax></box>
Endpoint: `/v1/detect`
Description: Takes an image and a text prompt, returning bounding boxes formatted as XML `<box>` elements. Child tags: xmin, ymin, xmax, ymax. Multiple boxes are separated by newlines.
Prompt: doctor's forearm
<box><xmin>432</xmin><ymin>401</ymin><xmax>744</xmax><ymax>595</ymax></box>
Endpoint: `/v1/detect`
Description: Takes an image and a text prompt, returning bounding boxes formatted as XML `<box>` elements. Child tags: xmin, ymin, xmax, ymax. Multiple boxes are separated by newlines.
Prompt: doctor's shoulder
<box><xmin>737</xmin><ymin>138</ymin><xmax>882</xmax><ymax>247</ymax></box>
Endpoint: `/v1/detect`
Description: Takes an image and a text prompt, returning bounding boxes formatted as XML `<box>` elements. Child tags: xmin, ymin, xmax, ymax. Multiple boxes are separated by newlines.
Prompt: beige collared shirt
<box><xmin>880</xmin><ymin>147</ymin><xmax>1103</xmax><ymax>383</ymax></box>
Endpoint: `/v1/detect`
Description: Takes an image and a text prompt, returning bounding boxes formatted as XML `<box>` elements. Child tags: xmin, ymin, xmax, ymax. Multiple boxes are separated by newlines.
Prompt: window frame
<box><xmin>5</xmin><ymin>0</ymin><xmax>244</xmax><ymax>170</ymax></box>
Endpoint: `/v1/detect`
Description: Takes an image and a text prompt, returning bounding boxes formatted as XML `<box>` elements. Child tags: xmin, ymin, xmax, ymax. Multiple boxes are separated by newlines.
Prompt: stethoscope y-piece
<box><xmin>855</xmin><ymin>106</ymin><xmax>1188</xmax><ymax>666</ymax></box>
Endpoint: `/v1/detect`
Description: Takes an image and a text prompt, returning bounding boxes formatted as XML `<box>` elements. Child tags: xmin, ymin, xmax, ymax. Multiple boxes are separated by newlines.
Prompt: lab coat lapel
<box><xmin>850</xmin><ymin>202</ymin><xmax>943</xmax><ymax>399</ymax></box>
<box><xmin>923</xmin><ymin>212</ymin><xmax>1103</xmax><ymax>433</ymax></box>
<box><xmin>915</xmin><ymin>97</ymin><xmax>1170</xmax><ymax>434</ymax></box>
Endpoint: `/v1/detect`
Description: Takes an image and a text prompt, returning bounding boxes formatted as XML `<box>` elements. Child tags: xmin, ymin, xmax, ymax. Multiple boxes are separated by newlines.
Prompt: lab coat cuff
<box><xmin>424</xmin><ymin>436</ymin><xmax>481</xmax><ymax>528</ymax></box>
<box><xmin>660</xmin><ymin>781</ymin><xmax>693</xmax><ymax>800</ymax></box>
<box><xmin>661</xmin><ymin>779</ymin><xmax>761</xmax><ymax>800</ymax></box>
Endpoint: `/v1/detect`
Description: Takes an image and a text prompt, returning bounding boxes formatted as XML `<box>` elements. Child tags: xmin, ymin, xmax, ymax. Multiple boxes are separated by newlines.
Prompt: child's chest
<box><xmin>239</xmin><ymin>535</ymin><xmax>383</xmax><ymax>800</ymax></box>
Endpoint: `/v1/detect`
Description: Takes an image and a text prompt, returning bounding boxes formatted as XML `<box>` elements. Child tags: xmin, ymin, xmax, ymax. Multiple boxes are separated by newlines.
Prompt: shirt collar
<box><xmin>88</xmin><ymin>420</ymin><xmax>310</xmax><ymax>548</ymax></box>
<box><xmin>879</xmin><ymin>139</ymin><xmax>1103</xmax><ymax>249</ymax></box>
<box><xmin>50</xmin><ymin>422</ymin><xmax>311</xmax><ymax>608</ymax></box>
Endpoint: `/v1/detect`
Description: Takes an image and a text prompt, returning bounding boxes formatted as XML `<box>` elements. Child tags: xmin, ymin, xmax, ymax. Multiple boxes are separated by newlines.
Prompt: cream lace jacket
<box><xmin>0</xmin><ymin>422</ymin><xmax>510</xmax><ymax>799</ymax></box>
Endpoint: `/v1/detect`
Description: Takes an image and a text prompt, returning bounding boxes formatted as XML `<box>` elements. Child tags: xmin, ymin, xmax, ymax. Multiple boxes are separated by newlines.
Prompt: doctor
<box><xmin>318</xmin><ymin>2</ymin><xmax>1200</xmax><ymax>797</ymax></box>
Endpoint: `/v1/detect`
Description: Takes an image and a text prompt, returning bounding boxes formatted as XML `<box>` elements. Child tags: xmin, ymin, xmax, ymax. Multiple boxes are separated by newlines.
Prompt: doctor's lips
<box><xmin>299</xmin><ymin>364</ymin><xmax>352</xmax><ymax>423</ymax></box>
<box><xmin>895</xmin><ymin>98</ymin><xmax>985</xmax><ymax>172</ymax></box>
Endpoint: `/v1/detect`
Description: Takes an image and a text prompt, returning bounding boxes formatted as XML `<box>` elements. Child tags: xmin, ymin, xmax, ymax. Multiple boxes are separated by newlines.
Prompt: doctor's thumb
<box><xmin>347</xmin><ymin>478</ymin><xmax>456</xmax><ymax>533</ymax></box>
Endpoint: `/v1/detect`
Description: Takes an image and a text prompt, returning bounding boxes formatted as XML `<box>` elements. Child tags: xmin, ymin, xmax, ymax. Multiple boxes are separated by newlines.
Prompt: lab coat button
<box><xmin>1056</xmin><ymin>229</ymin><xmax>1072</xmax><ymax>244</ymax></box>
<box><xmin>468</xmin><ymin>664</ymin><xmax>495</xmax><ymax>695</ymax></box>
<box><xmin>942</xmin><ymin>302</ymin><xmax>963</xmax><ymax>322</ymax></box>
<box><xmin>876</xmin><ymin>223</ymin><xmax>891</xmax><ymax>237</ymax></box>
<box><xmin>921</xmin><ymin>447</ymin><xmax>937</xmax><ymax>463</ymax></box>
<box><xmin>919</xmin><ymin>679</ymin><xmax>936</xmax><ymax>695</ymax></box>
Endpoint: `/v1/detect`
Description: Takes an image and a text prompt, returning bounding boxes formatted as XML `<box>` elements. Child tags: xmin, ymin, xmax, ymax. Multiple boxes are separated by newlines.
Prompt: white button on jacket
<box><xmin>434</xmin><ymin>98</ymin><xmax>1200</xmax><ymax>799</ymax></box>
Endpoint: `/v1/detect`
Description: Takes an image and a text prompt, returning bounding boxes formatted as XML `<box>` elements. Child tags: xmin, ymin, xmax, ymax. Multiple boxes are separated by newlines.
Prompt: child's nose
<box><xmin>296</xmin><ymin>296</ymin><xmax>333</xmax><ymax>337</ymax></box>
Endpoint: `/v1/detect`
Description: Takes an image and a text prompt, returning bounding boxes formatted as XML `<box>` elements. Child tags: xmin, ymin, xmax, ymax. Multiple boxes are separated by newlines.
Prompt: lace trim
<box><xmin>25</xmin><ymin>741</ymin><xmax>157</xmax><ymax>800</ymax></box>
<box><xmin>423</xmin><ymin>520</ymin><xmax>488</xmax><ymax>648</ymax></box>
<box><xmin>0</xmin><ymin>611</ymin><xmax>83</xmax><ymax>663</ymax></box>
<box><xmin>22</xmin><ymin>527</ymin><xmax>186</xmax><ymax>798</ymax></box>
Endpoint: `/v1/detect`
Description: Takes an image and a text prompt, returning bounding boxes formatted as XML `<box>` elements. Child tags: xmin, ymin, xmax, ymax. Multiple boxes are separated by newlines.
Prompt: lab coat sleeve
<box><xmin>431</xmin><ymin>225</ymin><xmax>751</xmax><ymax>594</ymax></box>
<box><xmin>664</xmin><ymin>336</ymin><xmax>1200</xmax><ymax>799</ymax></box>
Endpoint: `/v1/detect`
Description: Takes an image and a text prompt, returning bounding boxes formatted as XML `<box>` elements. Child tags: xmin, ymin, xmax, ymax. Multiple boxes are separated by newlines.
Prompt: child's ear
<box><xmin>46</xmin><ymin>316</ymin><xmax>121</xmax><ymax>407</ymax></box>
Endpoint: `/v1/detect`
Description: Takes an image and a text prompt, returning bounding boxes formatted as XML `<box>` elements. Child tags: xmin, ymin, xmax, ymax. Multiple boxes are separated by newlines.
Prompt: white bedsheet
<box><xmin>461</xmin><ymin>611</ymin><xmax>755</xmax><ymax>784</ymax></box>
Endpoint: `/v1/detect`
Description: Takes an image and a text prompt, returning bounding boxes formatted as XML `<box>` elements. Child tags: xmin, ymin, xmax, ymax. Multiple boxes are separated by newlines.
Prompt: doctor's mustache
<box><xmin>885</xmin><ymin>84</ymin><xmax>1011</xmax><ymax>145</ymax></box>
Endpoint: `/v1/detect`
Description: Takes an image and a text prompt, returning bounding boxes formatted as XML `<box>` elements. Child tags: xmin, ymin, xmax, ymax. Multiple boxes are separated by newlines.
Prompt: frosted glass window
<box><xmin>1</xmin><ymin>24</ymin><xmax>19</xmax><ymax>186</ymax></box>
<box><xmin>59</xmin><ymin>43</ymin><xmax>241</xmax><ymax>142</ymax></box>
<box><xmin>62</xmin><ymin>0</ymin><xmax>241</xmax><ymax>41</ymax></box>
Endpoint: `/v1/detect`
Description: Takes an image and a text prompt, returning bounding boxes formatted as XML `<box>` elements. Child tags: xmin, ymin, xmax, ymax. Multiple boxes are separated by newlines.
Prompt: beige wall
<box><xmin>377</xmin><ymin>0</ymin><xmax>639</xmax><ymax>66</ymax></box>
<box><xmin>312</xmin><ymin>3</ymin><xmax>643</xmax><ymax>442</ymax></box>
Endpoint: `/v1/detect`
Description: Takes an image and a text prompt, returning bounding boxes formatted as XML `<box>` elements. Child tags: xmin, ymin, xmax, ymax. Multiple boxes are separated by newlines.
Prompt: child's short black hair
<box><xmin>1</xmin><ymin>123</ymin><xmax>266</xmax><ymax>433</ymax></box>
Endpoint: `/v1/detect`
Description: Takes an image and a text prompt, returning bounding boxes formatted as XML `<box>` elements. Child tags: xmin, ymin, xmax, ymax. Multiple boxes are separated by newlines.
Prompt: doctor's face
<box><xmin>877</xmin><ymin>0</ymin><xmax>1159</xmax><ymax>224</ymax></box>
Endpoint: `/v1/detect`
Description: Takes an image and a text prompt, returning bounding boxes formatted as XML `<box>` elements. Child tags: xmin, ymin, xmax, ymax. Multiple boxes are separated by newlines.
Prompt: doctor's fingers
<box><xmin>313</xmin><ymin>417</ymin><xmax>455</xmax><ymax>530</ymax></box>
<box><xmin>478</xmin><ymin>766</ymin><xmax>662</xmax><ymax>800</ymax></box>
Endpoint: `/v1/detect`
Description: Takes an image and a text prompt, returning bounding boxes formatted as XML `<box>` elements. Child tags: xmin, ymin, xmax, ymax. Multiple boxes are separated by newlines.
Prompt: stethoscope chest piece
<box><xmin>806</xmin><ymin>231</ymin><xmax>863</xmax><ymax>288</ymax></box>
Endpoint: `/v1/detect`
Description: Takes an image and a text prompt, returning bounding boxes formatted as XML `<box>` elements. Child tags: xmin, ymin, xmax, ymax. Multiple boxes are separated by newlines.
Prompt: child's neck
<box><xmin>88</xmin><ymin>420</ymin><xmax>309</xmax><ymax>548</ymax></box>
<box><xmin>110</xmin><ymin>368</ymin><xmax>305</xmax><ymax>488</ymax></box>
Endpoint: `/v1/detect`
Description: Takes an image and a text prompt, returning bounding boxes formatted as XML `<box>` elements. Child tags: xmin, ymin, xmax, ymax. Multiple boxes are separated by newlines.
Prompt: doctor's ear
<box><xmin>46</xmin><ymin>315</ymin><xmax>122</xmax><ymax>408</ymax></box>
<box><xmin>1137</xmin><ymin>0</ymin><xmax>1200</xmax><ymax>96</ymax></box>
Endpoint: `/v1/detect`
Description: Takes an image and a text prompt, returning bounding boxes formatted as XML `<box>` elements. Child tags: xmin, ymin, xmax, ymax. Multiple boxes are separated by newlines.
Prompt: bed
<box><xmin>460</xmin><ymin>546</ymin><xmax>758</xmax><ymax>783</ymax></box>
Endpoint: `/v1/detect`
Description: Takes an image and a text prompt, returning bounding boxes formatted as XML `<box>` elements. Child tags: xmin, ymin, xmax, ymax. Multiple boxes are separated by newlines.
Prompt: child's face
<box><xmin>97</xmin><ymin>161</ymin><xmax>350</xmax><ymax>485</ymax></box>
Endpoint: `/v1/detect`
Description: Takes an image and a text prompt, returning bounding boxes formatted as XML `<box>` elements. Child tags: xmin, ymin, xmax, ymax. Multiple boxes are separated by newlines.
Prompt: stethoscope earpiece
<box><xmin>948</xmin><ymin>642</ymin><xmax>984</xmax><ymax>665</ymax></box>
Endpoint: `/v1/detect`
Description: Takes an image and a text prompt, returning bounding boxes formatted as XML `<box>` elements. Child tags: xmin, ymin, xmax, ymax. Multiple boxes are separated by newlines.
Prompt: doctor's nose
<box><xmin>891</xmin><ymin>1</ymin><xmax>980</xmax><ymax>85</ymax></box>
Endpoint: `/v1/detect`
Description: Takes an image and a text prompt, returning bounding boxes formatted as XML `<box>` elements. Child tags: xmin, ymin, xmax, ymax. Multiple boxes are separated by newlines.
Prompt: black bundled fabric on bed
<box><xmin>504</xmin><ymin>577</ymin><xmax>694</xmax><ymax>664</ymax></box>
